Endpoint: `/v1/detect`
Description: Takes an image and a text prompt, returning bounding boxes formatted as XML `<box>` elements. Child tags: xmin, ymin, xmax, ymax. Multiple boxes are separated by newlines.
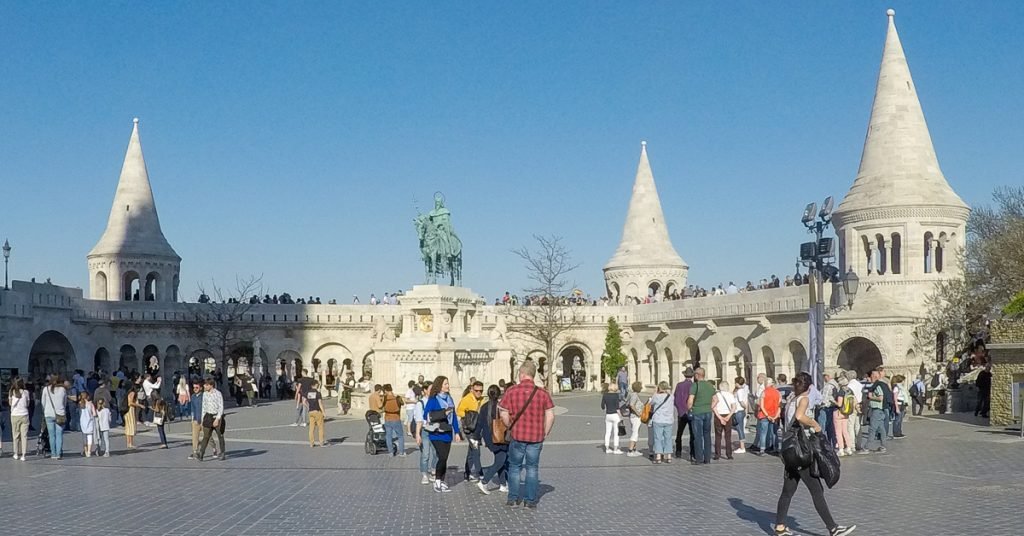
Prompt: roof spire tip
<box><xmin>886</xmin><ymin>8</ymin><xmax>895</xmax><ymax>18</ymax></box>
<box><xmin>641</xmin><ymin>140</ymin><xmax>647</xmax><ymax>147</ymax></box>
<box><xmin>133</xmin><ymin>117</ymin><xmax>139</xmax><ymax>125</ymax></box>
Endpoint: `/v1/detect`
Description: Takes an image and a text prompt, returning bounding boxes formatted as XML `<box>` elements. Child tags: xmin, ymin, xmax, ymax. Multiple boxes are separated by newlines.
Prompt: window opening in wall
<box><xmin>874</xmin><ymin>234</ymin><xmax>887</xmax><ymax>275</ymax></box>
<box><xmin>923</xmin><ymin>232</ymin><xmax>934</xmax><ymax>273</ymax></box>
<box><xmin>890</xmin><ymin>233</ymin><xmax>902</xmax><ymax>274</ymax></box>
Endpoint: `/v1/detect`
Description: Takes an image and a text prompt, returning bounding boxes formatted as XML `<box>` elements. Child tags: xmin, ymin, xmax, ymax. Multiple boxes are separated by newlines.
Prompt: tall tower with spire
<box><xmin>604</xmin><ymin>142</ymin><xmax>688</xmax><ymax>303</ymax></box>
<box><xmin>833</xmin><ymin>10</ymin><xmax>969</xmax><ymax>311</ymax></box>
<box><xmin>87</xmin><ymin>118</ymin><xmax>181</xmax><ymax>302</ymax></box>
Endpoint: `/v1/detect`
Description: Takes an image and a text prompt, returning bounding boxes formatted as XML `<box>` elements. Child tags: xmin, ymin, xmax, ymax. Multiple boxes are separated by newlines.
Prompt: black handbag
<box><xmin>617</xmin><ymin>420</ymin><xmax>627</xmax><ymax>437</ymax></box>
<box><xmin>428</xmin><ymin>408</ymin><xmax>452</xmax><ymax>433</ymax></box>
<box><xmin>814</xmin><ymin>434</ymin><xmax>842</xmax><ymax>488</ymax></box>
<box><xmin>462</xmin><ymin>410</ymin><xmax>480</xmax><ymax>434</ymax></box>
<box><xmin>781</xmin><ymin>421</ymin><xmax>814</xmax><ymax>470</ymax></box>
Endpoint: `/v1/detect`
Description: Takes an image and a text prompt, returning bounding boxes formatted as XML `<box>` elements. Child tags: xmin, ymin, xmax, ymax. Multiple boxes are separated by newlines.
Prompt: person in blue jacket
<box><xmin>423</xmin><ymin>375</ymin><xmax>461</xmax><ymax>493</ymax></box>
<box><xmin>475</xmin><ymin>384</ymin><xmax>509</xmax><ymax>494</ymax></box>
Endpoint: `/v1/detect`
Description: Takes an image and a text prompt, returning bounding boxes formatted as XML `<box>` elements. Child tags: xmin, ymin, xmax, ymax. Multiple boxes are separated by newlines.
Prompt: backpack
<box><xmin>839</xmin><ymin>390</ymin><xmax>856</xmax><ymax>417</ymax></box>
<box><xmin>909</xmin><ymin>382</ymin><xmax>922</xmax><ymax>398</ymax></box>
<box><xmin>117</xmin><ymin>390</ymin><xmax>129</xmax><ymax>413</ymax></box>
<box><xmin>875</xmin><ymin>381</ymin><xmax>895</xmax><ymax>411</ymax></box>
<box><xmin>462</xmin><ymin>410</ymin><xmax>479</xmax><ymax>434</ymax></box>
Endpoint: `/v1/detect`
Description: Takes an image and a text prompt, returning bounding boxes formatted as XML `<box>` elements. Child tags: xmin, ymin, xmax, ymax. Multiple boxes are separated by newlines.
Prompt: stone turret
<box><xmin>604</xmin><ymin>142</ymin><xmax>688</xmax><ymax>303</ymax></box>
<box><xmin>87</xmin><ymin>119</ymin><xmax>181</xmax><ymax>302</ymax></box>
<box><xmin>833</xmin><ymin>10</ymin><xmax>969</xmax><ymax>310</ymax></box>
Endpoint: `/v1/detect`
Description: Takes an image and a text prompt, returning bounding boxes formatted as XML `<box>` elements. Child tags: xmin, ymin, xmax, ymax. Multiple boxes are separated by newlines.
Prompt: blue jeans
<box><xmin>465</xmin><ymin>441</ymin><xmax>482</xmax><ymax>477</ymax></box>
<box><xmin>893</xmin><ymin>409</ymin><xmax>905</xmax><ymax>437</ymax></box>
<box><xmin>383</xmin><ymin>420</ymin><xmax>405</xmax><ymax>455</ymax></box>
<box><xmin>482</xmin><ymin>449</ymin><xmax>508</xmax><ymax>485</ymax></box>
<box><xmin>294</xmin><ymin>404</ymin><xmax>308</xmax><ymax>425</ymax></box>
<box><xmin>419</xmin><ymin>429</ymin><xmax>437</xmax><ymax>473</ymax></box>
<box><xmin>816</xmin><ymin>406</ymin><xmax>837</xmax><ymax>445</ymax></box>
<box><xmin>45</xmin><ymin>417</ymin><xmax>64</xmax><ymax>457</ymax></box>
<box><xmin>652</xmin><ymin>422</ymin><xmax>672</xmax><ymax>454</ymax></box>
<box><xmin>868</xmin><ymin>408</ymin><xmax>888</xmax><ymax>450</ymax></box>
<box><xmin>756</xmin><ymin>418</ymin><xmax>777</xmax><ymax>451</ymax></box>
<box><xmin>691</xmin><ymin>412</ymin><xmax>713</xmax><ymax>463</ymax></box>
<box><xmin>508</xmin><ymin>440</ymin><xmax>543</xmax><ymax>504</ymax></box>
<box><xmin>734</xmin><ymin>410</ymin><xmax>746</xmax><ymax>441</ymax></box>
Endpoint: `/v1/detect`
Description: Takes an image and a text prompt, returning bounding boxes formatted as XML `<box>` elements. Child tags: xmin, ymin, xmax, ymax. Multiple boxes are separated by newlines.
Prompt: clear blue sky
<box><xmin>1</xmin><ymin>2</ymin><xmax>1021</xmax><ymax>302</ymax></box>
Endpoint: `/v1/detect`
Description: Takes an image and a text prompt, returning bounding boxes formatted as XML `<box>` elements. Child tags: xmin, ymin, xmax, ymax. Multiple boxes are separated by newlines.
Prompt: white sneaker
<box><xmin>605</xmin><ymin>447</ymin><xmax>612</xmax><ymax>454</ymax></box>
<box><xmin>290</xmin><ymin>423</ymin><xmax>298</xmax><ymax>427</ymax></box>
<box><xmin>612</xmin><ymin>449</ymin><xmax>624</xmax><ymax>455</ymax></box>
<box><xmin>435</xmin><ymin>481</ymin><xmax>451</xmax><ymax>493</ymax></box>
<box><xmin>626</xmin><ymin>450</ymin><xmax>642</xmax><ymax>457</ymax></box>
<box><xmin>421</xmin><ymin>474</ymin><xmax>430</xmax><ymax>485</ymax></box>
<box><xmin>499</xmin><ymin>484</ymin><xmax>508</xmax><ymax>493</ymax></box>
<box><xmin>735</xmin><ymin>447</ymin><xmax>746</xmax><ymax>454</ymax></box>
<box><xmin>476</xmin><ymin>480</ymin><xmax>491</xmax><ymax>495</ymax></box>
<box><xmin>301</xmin><ymin>423</ymin><xmax>307</xmax><ymax>427</ymax></box>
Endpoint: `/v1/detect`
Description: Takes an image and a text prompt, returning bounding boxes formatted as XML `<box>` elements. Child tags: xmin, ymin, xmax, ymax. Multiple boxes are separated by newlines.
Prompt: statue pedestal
<box><xmin>370</xmin><ymin>285</ymin><xmax>512</xmax><ymax>393</ymax></box>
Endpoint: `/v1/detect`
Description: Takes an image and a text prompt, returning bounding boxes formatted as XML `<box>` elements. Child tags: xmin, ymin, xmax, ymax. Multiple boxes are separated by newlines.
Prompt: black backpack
<box><xmin>462</xmin><ymin>410</ymin><xmax>480</xmax><ymax>434</ymax></box>
<box><xmin>874</xmin><ymin>381</ymin><xmax>894</xmax><ymax>411</ymax></box>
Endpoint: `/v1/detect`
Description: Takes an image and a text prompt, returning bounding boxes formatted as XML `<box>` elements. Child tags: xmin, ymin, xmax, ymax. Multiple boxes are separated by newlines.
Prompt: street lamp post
<box><xmin>2</xmin><ymin>239</ymin><xmax>10</xmax><ymax>290</ymax></box>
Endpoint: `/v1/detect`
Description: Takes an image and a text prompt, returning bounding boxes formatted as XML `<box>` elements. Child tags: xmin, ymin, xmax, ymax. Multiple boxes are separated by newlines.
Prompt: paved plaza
<box><xmin>0</xmin><ymin>393</ymin><xmax>1021</xmax><ymax>536</ymax></box>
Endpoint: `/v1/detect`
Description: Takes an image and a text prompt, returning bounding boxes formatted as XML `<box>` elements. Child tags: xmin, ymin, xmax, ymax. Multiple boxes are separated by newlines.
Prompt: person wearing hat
<box><xmin>673</xmin><ymin>367</ymin><xmax>696</xmax><ymax>460</ymax></box>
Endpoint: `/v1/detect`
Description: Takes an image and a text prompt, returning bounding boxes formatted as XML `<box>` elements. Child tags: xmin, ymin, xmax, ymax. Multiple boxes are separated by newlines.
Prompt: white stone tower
<box><xmin>604</xmin><ymin>142</ymin><xmax>688</xmax><ymax>303</ymax></box>
<box><xmin>87</xmin><ymin>118</ymin><xmax>181</xmax><ymax>302</ymax></box>
<box><xmin>832</xmin><ymin>10</ymin><xmax>969</xmax><ymax>312</ymax></box>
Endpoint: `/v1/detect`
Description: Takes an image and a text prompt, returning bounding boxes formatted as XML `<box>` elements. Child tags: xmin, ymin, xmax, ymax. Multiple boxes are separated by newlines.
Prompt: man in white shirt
<box><xmin>198</xmin><ymin>378</ymin><xmax>226</xmax><ymax>461</ymax></box>
<box><xmin>845</xmin><ymin>371</ymin><xmax>864</xmax><ymax>451</ymax></box>
<box><xmin>141</xmin><ymin>374</ymin><xmax>162</xmax><ymax>425</ymax></box>
<box><xmin>725</xmin><ymin>282</ymin><xmax>739</xmax><ymax>295</ymax></box>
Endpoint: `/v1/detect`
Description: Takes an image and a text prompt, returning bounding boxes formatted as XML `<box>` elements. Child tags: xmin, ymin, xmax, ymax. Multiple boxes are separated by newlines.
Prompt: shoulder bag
<box><xmin>427</xmin><ymin>397</ymin><xmax>453</xmax><ymax>433</ymax></box>
<box><xmin>494</xmin><ymin>386</ymin><xmax>537</xmax><ymax>445</ymax></box>
<box><xmin>641</xmin><ymin>394</ymin><xmax>671</xmax><ymax>425</ymax></box>
<box><xmin>45</xmin><ymin>389</ymin><xmax>67</xmax><ymax>426</ymax></box>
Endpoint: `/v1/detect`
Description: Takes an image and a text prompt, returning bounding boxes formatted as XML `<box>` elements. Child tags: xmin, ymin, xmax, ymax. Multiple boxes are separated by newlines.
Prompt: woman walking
<box><xmin>9</xmin><ymin>378</ymin><xmax>30</xmax><ymax>460</ymax></box>
<box><xmin>125</xmin><ymin>382</ymin><xmax>142</xmax><ymax>449</ymax></box>
<box><xmin>891</xmin><ymin>375</ymin><xmax>907</xmax><ymax>438</ymax></box>
<box><xmin>413</xmin><ymin>385</ymin><xmax>438</xmax><ymax>484</ymax></box>
<box><xmin>41</xmin><ymin>376</ymin><xmax>68</xmax><ymax>459</ymax></box>
<box><xmin>712</xmin><ymin>381</ymin><xmax>739</xmax><ymax>460</ymax></box>
<box><xmin>623</xmin><ymin>381</ymin><xmax>644</xmax><ymax>457</ymax></box>
<box><xmin>79</xmin><ymin>392</ymin><xmax>97</xmax><ymax>457</ymax></box>
<box><xmin>152</xmin><ymin>398</ymin><xmax>170</xmax><ymax>448</ymax></box>
<box><xmin>600</xmin><ymin>383</ymin><xmax>623</xmax><ymax>454</ymax></box>
<box><xmin>774</xmin><ymin>372</ymin><xmax>856</xmax><ymax>536</ymax></box>
<box><xmin>833</xmin><ymin>377</ymin><xmax>854</xmax><ymax>456</ymax></box>
<box><xmin>422</xmin><ymin>376</ymin><xmax>461</xmax><ymax>493</ymax></box>
<box><xmin>649</xmin><ymin>381</ymin><xmax>675</xmax><ymax>464</ymax></box>
<box><xmin>476</xmin><ymin>384</ymin><xmax>509</xmax><ymax>494</ymax></box>
<box><xmin>733</xmin><ymin>377</ymin><xmax>750</xmax><ymax>454</ymax></box>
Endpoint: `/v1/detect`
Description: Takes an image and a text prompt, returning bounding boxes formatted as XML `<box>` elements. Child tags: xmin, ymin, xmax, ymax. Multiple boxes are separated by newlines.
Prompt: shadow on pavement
<box><xmin>728</xmin><ymin>497</ymin><xmax>822</xmax><ymax>536</ymax></box>
<box><xmin>225</xmin><ymin>448</ymin><xmax>267</xmax><ymax>459</ymax></box>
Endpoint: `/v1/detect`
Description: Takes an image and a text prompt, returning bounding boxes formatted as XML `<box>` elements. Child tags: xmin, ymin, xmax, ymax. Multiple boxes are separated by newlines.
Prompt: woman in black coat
<box><xmin>475</xmin><ymin>384</ymin><xmax>508</xmax><ymax>494</ymax></box>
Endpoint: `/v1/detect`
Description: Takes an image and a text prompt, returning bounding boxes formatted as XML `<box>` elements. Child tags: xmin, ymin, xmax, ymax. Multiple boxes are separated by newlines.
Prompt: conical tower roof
<box><xmin>88</xmin><ymin>118</ymin><xmax>179</xmax><ymax>260</ymax></box>
<box><xmin>604</xmin><ymin>142</ymin><xmax>687</xmax><ymax>270</ymax></box>
<box><xmin>835</xmin><ymin>9</ymin><xmax>967</xmax><ymax>219</ymax></box>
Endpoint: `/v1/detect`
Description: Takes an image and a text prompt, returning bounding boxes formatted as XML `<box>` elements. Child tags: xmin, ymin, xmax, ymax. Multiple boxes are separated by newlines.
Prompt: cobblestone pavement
<box><xmin>0</xmin><ymin>392</ymin><xmax>1021</xmax><ymax>535</ymax></box>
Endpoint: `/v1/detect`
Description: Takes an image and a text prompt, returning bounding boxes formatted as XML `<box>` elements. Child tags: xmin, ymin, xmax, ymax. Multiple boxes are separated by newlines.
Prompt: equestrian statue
<box><xmin>414</xmin><ymin>192</ymin><xmax>463</xmax><ymax>286</ymax></box>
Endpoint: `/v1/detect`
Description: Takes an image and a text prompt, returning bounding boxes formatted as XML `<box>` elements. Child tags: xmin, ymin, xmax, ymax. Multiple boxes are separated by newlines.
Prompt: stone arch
<box><xmin>188</xmin><ymin>349</ymin><xmax>216</xmax><ymax>375</ymax></box>
<box><xmin>28</xmin><ymin>331</ymin><xmax>76</xmax><ymax>378</ymax></box>
<box><xmin>94</xmin><ymin>347</ymin><xmax>111</xmax><ymax>373</ymax></box>
<box><xmin>684</xmin><ymin>338</ymin><xmax>701</xmax><ymax>369</ymax></box>
<box><xmin>172</xmin><ymin>273</ymin><xmax>180</xmax><ymax>302</ymax></box>
<box><xmin>608</xmin><ymin>281</ymin><xmax>621</xmax><ymax>302</ymax></box>
<box><xmin>94</xmin><ymin>271</ymin><xmax>108</xmax><ymax>300</ymax></box>
<box><xmin>924</xmin><ymin>231</ymin><xmax>934</xmax><ymax>273</ymax></box>
<box><xmin>664</xmin><ymin>280</ymin><xmax>678</xmax><ymax>298</ymax></box>
<box><xmin>144</xmin><ymin>271</ymin><xmax>159</xmax><ymax>301</ymax></box>
<box><xmin>122</xmin><ymin>270</ymin><xmax>141</xmax><ymax>301</ymax></box>
<box><xmin>906</xmin><ymin>348</ymin><xmax>917</xmax><ymax>369</ymax></box>
<box><xmin>276</xmin><ymin>350</ymin><xmax>303</xmax><ymax>380</ymax></box>
<box><xmin>664</xmin><ymin>347</ymin><xmax>674</xmax><ymax>384</ymax></box>
<box><xmin>625</xmin><ymin>282</ymin><xmax>639</xmax><ymax>302</ymax></box>
<box><xmin>732</xmin><ymin>337</ymin><xmax>753</xmax><ymax>382</ymax></box>
<box><xmin>936</xmin><ymin>231</ymin><xmax>947</xmax><ymax>272</ymax></box>
<box><xmin>874</xmin><ymin>233</ymin><xmax>888</xmax><ymax>275</ymax></box>
<box><xmin>827</xmin><ymin>330</ymin><xmax>890</xmax><ymax>370</ymax></box>
<box><xmin>362</xmin><ymin>351</ymin><xmax>374</xmax><ymax>380</ymax></box>
<box><xmin>119</xmin><ymin>344</ymin><xmax>138</xmax><ymax>372</ymax></box>
<box><xmin>647</xmin><ymin>281</ymin><xmax>662</xmax><ymax>300</ymax></box>
<box><xmin>837</xmin><ymin>337</ymin><xmax>884</xmax><ymax>377</ymax></box>
<box><xmin>557</xmin><ymin>343</ymin><xmax>589</xmax><ymax>390</ymax></box>
<box><xmin>711</xmin><ymin>347</ymin><xmax>724</xmax><ymax>382</ymax></box>
<box><xmin>312</xmin><ymin>343</ymin><xmax>353</xmax><ymax>376</ymax></box>
<box><xmin>644</xmin><ymin>340</ymin><xmax>658</xmax><ymax>386</ymax></box>
<box><xmin>629</xmin><ymin>348</ymin><xmax>639</xmax><ymax>384</ymax></box>
<box><xmin>760</xmin><ymin>346</ymin><xmax>776</xmax><ymax>379</ymax></box>
<box><xmin>788</xmin><ymin>341</ymin><xmax>807</xmax><ymax>377</ymax></box>
<box><xmin>165</xmin><ymin>345</ymin><xmax>183</xmax><ymax>374</ymax></box>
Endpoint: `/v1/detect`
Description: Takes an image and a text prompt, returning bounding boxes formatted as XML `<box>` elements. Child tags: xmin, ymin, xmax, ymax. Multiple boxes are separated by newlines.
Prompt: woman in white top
<box><xmin>79</xmin><ymin>391</ymin><xmax>97</xmax><ymax>457</ymax></box>
<box><xmin>9</xmin><ymin>378</ymin><xmax>31</xmax><ymax>460</ymax></box>
<box><xmin>41</xmin><ymin>375</ymin><xmax>68</xmax><ymax>459</ymax></box>
<box><xmin>176</xmin><ymin>377</ymin><xmax>190</xmax><ymax>418</ymax></box>
<box><xmin>733</xmin><ymin>377</ymin><xmax>751</xmax><ymax>454</ymax></box>
<box><xmin>711</xmin><ymin>381</ymin><xmax>739</xmax><ymax>460</ymax></box>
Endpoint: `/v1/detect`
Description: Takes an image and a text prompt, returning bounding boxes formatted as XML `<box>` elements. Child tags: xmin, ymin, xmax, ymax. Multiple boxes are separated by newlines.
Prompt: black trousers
<box><xmin>431</xmin><ymin>439</ymin><xmax>451</xmax><ymax>481</ymax></box>
<box><xmin>199</xmin><ymin>418</ymin><xmax>226</xmax><ymax>458</ymax></box>
<box><xmin>776</xmin><ymin>466</ymin><xmax>836</xmax><ymax>529</ymax></box>
<box><xmin>675</xmin><ymin>414</ymin><xmax>695</xmax><ymax>457</ymax></box>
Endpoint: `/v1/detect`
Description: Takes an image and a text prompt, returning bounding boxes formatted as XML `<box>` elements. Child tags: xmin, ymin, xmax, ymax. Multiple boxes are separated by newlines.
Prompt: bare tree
<box><xmin>505</xmin><ymin>235</ymin><xmax>581</xmax><ymax>391</ymax></box>
<box><xmin>186</xmin><ymin>275</ymin><xmax>265</xmax><ymax>378</ymax></box>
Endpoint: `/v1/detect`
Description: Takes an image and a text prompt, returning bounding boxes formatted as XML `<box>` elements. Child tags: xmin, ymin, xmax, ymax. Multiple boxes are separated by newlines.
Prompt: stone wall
<box><xmin>989</xmin><ymin>320</ymin><xmax>1024</xmax><ymax>426</ymax></box>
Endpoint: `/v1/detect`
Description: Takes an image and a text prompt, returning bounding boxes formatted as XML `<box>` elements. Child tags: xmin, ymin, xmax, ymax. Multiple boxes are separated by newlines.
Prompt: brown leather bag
<box><xmin>492</xmin><ymin>414</ymin><xmax>509</xmax><ymax>445</ymax></box>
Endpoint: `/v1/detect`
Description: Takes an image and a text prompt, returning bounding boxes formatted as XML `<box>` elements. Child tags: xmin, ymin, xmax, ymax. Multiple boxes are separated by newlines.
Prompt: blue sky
<box><xmin>1</xmin><ymin>2</ymin><xmax>1021</xmax><ymax>302</ymax></box>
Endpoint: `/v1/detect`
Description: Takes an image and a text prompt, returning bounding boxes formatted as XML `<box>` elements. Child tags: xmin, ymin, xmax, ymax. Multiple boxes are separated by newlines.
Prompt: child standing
<box><xmin>96</xmin><ymin>398</ymin><xmax>112</xmax><ymax>457</ymax></box>
<box><xmin>152</xmin><ymin>398</ymin><xmax>169</xmax><ymax>448</ymax></box>
<box><xmin>79</xmin><ymin>392</ymin><xmax>97</xmax><ymax>457</ymax></box>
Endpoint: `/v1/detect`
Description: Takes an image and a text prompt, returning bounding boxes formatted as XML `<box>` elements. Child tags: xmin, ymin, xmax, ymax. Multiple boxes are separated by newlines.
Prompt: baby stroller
<box><xmin>364</xmin><ymin>410</ymin><xmax>394</xmax><ymax>455</ymax></box>
<box><xmin>36</xmin><ymin>425</ymin><xmax>51</xmax><ymax>457</ymax></box>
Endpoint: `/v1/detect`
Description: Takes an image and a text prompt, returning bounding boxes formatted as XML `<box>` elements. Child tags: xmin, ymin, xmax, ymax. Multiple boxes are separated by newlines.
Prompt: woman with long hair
<box><xmin>41</xmin><ymin>375</ymin><xmax>68</xmax><ymax>459</ymax></box>
<box><xmin>475</xmin><ymin>384</ymin><xmax>509</xmax><ymax>494</ymax></box>
<box><xmin>733</xmin><ymin>376</ymin><xmax>750</xmax><ymax>454</ymax></box>
<box><xmin>422</xmin><ymin>375</ymin><xmax>461</xmax><ymax>493</ymax></box>
<box><xmin>125</xmin><ymin>379</ymin><xmax>143</xmax><ymax>449</ymax></box>
<box><xmin>600</xmin><ymin>383</ymin><xmax>623</xmax><ymax>454</ymax></box>
<box><xmin>9</xmin><ymin>378</ymin><xmax>30</xmax><ymax>460</ymax></box>
<box><xmin>152</xmin><ymin>398</ymin><xmax>169</xmax><ymax>448</ymax></box>
<box><xmin>774</xmin><ymin>372</ymin><xmax>855</xmax><ymax>536</ymax></box>
<box><xmin>176</xmin><ymin>377</ymin><xmax>190</xmax><ymax>418</ymax></box>
<box><xmin>79</xmin><ymin>391</ymin><xmax>97</xmax><ymax>457</ymax></box>
<box><xmin>623</xmin><ymin>381</ymin><xmax>644</xmax><ymax>457</ymax></box>
<box><xmin>833</xmin><ymin>376</ymin><xmax>854</xmax><ymax>456</ymax></box>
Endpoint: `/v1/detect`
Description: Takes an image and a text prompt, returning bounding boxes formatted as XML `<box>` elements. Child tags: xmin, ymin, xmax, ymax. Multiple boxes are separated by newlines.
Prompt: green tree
<box><xmin>601</xmin><ymin>317</ymin><xmax>627</xmax><ymax>379</ymax></box>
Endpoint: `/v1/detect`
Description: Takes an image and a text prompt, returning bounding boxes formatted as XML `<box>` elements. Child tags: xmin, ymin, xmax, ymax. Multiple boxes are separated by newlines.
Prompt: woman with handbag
<box><xmin>476</xmin><ymin>384</ymin><xmax>509</xmax><ymax>494</ymax></box>
<box><xmin>422</xmin><ymin>376</ymin><xmax>461</xmax><ymax>493</ymax></box>
<box><xmin>648</xmin><ymin>381</ymin><xmax>675</xmax><ymax>464</ymax></box>
<box><xmin>152</xmin><ymin>398</ymin><xmax>169</xmax><ymax>448</ymax></box>
<box><xmin>600</xmin><ymin>383</ymin><xmax>623</xmax><ymax>454</ymax></box>
<box><xmin>41</xmin><ymin>375</ymin><xmax>68</xmax><ymax>459</ymax></box>
<box><xmin>712</xmin><ymin>381</ymin><xmax>739</xmax><ymax>460</ymax></box>
<box><xmin>774</xmin><ymin>372</ymin><xmax>856</xmax><ymax>536</ymax></box>
<box><xmin>623</xmin><ymin>381</ymin><xmax>644</xmax><ymax>457</ymax></box>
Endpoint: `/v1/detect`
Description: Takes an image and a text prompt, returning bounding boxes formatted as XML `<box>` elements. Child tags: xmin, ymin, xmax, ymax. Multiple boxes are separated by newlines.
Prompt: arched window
<box><xmin>123</xmin><ymin>271</ymin><xmax>141</xmax><ymax>301</ymax></box>
<box><xmin>935</xmin><ymin>331</ymin><xmax>946</xmax><ymax>362</ymax></box>
<box><xmin>874</xmin><ymin>234</ymin><xmax>887</xmax><ymax>275</ymax></box>
<box><xmin>936</xmin><ymin>232</ymin><xmax>947</xmax><ymax>273</ymax></box>
<box><xmin>94</xmin><ymin>271</ymin><xmax>108</xmax><ymax>300</ymax></box>
<box><xmin>890</xmin><ymin>233</ymin><xmax>901</xmax><ymax>274</ymax></box>
<box><xmin>861</xmin><ymin>235</ymin><xmax>872</xmax><ymax>274</ymax></box>
<box><xmin>923</xmin><ymin>232</ymin><xmax>934</xmax><ymax>273</ymax></box>
<box><xmin>145</xmin><ymin>272</ymin><xmax>159</xmax><ymax>301</ymax></box>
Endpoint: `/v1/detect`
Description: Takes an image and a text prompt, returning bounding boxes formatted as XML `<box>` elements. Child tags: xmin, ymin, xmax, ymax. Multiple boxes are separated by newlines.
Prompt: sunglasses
<box><xmin>473</xmin><ymin>389</ymin><xmax>483</xmax><ymax>393</ymax></box>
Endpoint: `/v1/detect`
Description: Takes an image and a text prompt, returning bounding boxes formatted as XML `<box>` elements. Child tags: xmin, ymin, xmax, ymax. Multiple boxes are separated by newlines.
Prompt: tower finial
<box><xmin>641</xmin><ymin>140</ymin><xmax>647</xmax><ymax>148</ymax></box>
<box><xmin>886</xmin><ymin>8</ymin><xmax>895</xmax><ymax>19</ymax></box>
<box><xmin>133</xmin><ymin>117</ymin><xmax>139</xmax><ymax>125</ymax></box>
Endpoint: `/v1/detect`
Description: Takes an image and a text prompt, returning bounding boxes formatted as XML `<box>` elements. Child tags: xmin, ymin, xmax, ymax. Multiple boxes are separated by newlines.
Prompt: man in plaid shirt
<box><xmin>498</xmin><ymin>359</ymin><xmax>555</xmax><ymax>509</ymax></box>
